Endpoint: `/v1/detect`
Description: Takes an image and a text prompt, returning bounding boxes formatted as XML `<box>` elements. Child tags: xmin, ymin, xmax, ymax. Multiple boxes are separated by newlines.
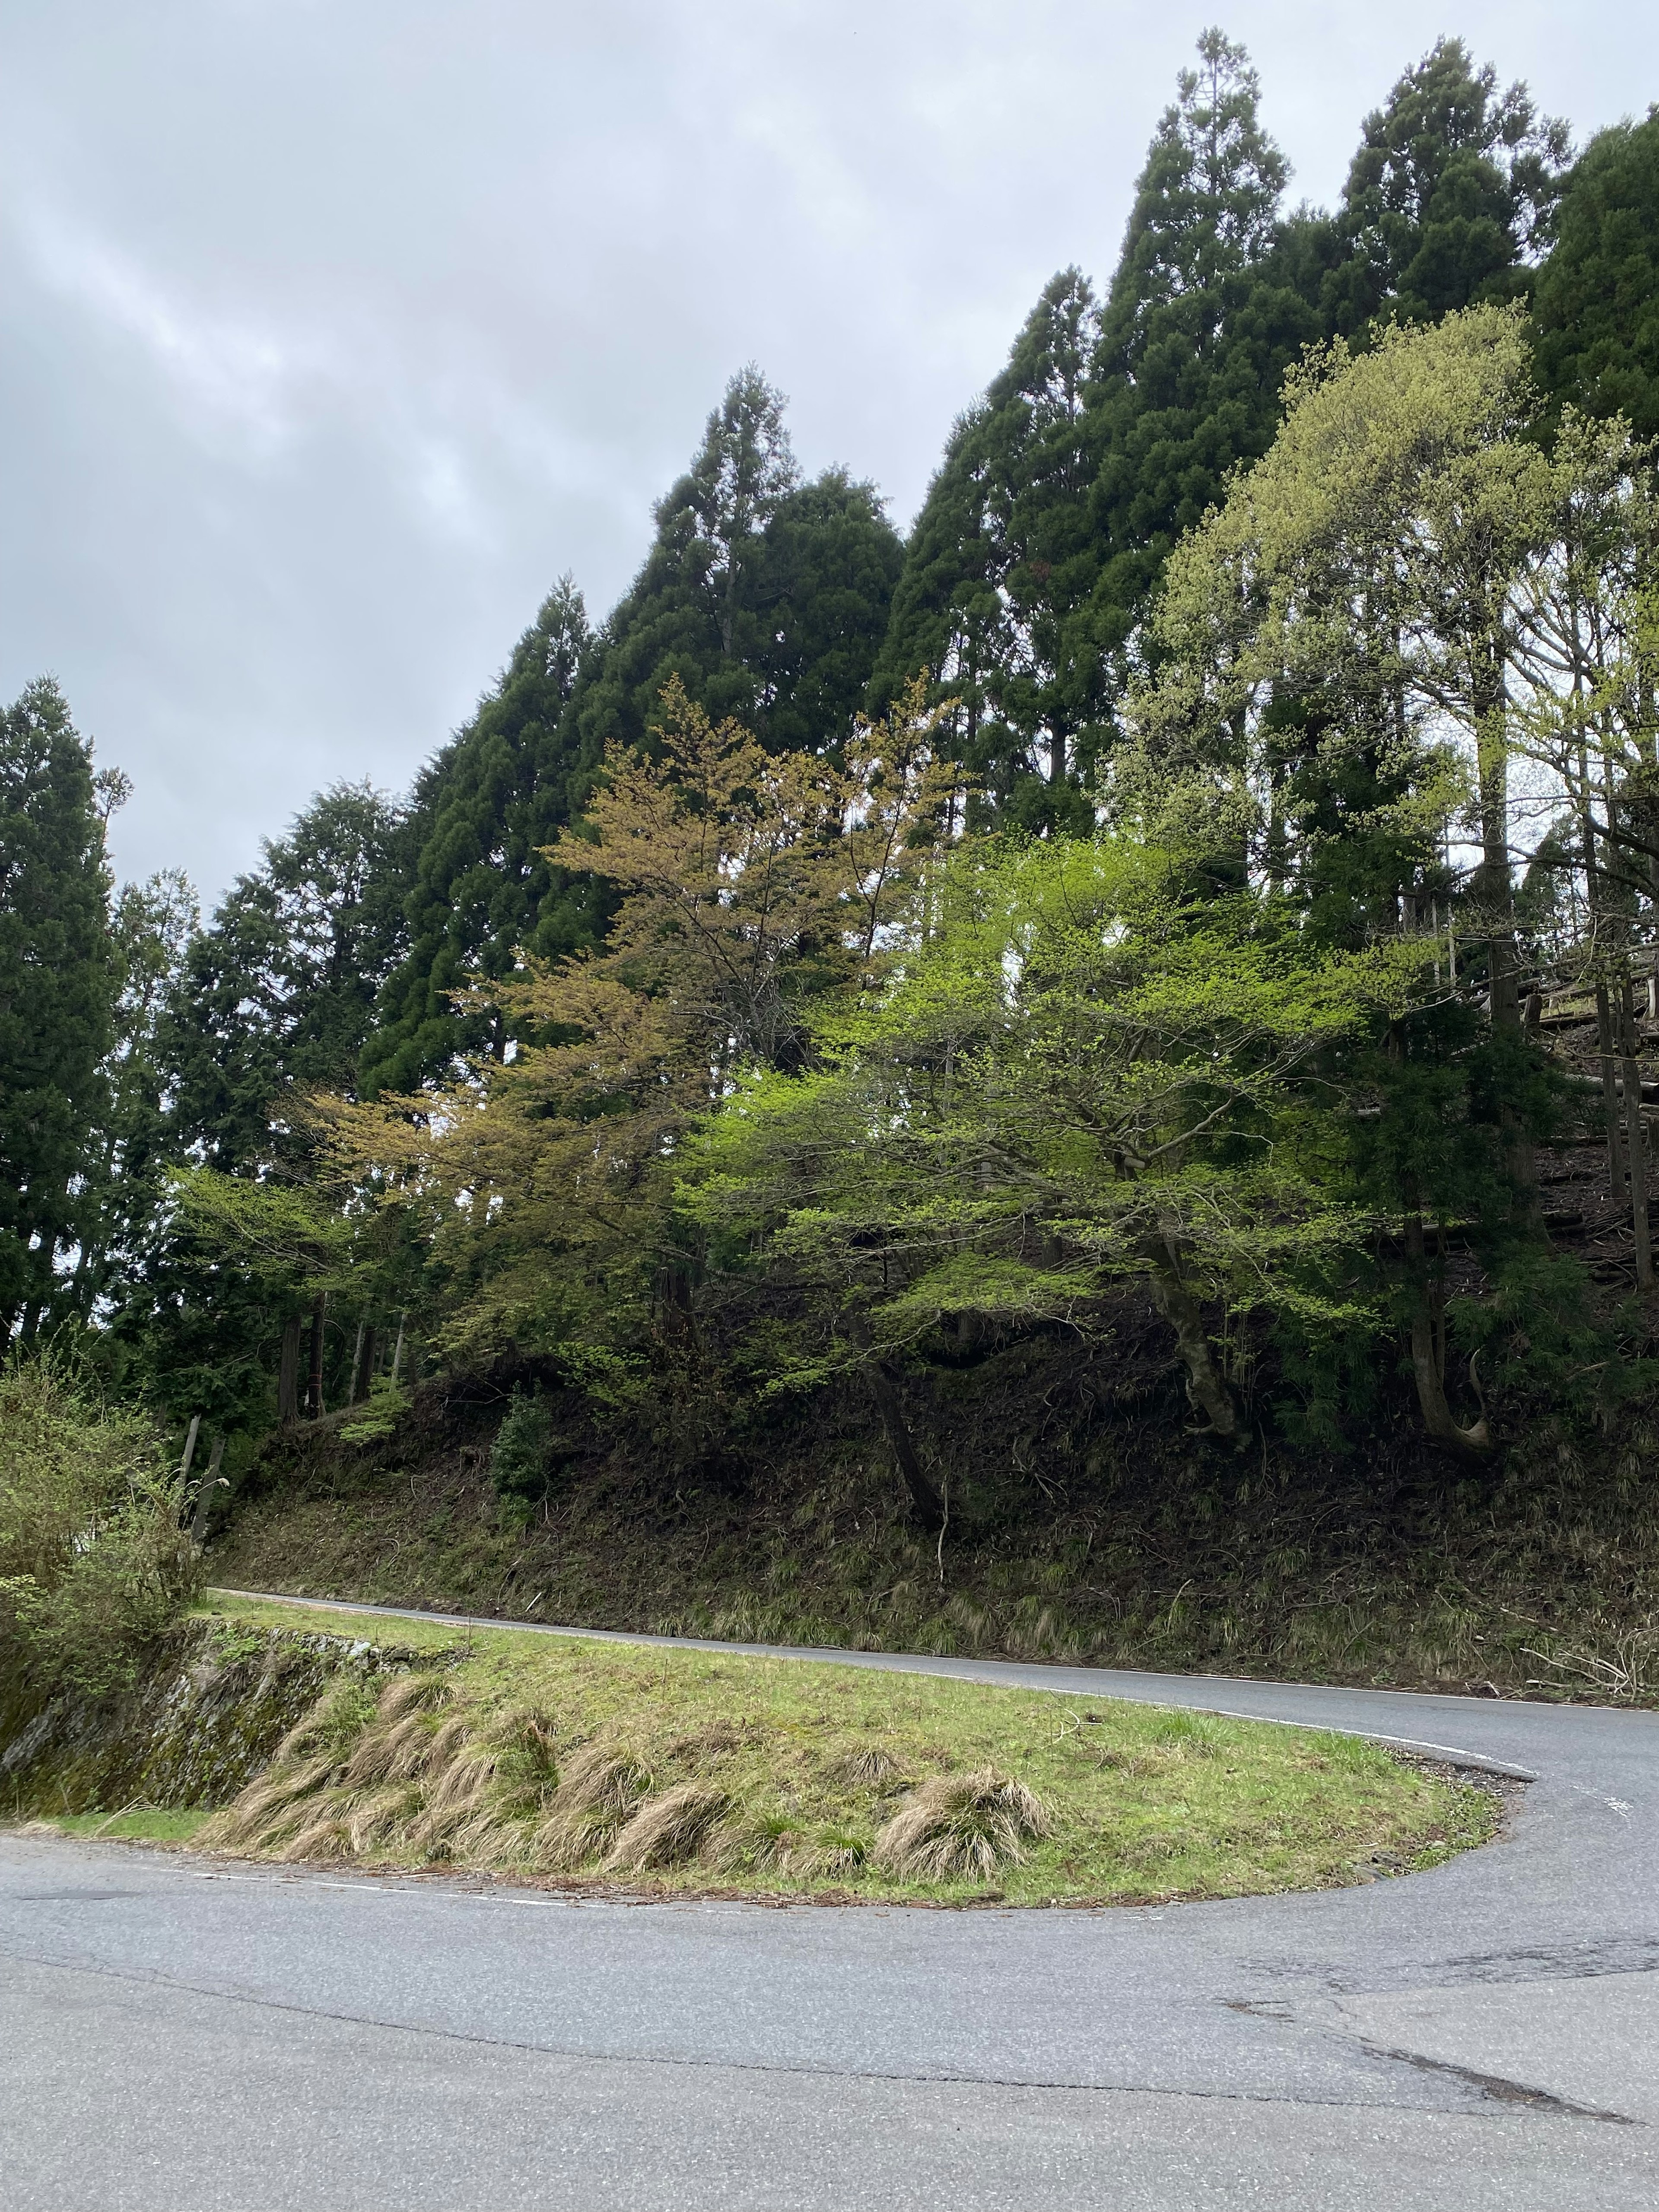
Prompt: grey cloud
<box><xmin>3</xmin><ymin>0</ymin><xmax>1654</xmax><ymax>899</ymax></box>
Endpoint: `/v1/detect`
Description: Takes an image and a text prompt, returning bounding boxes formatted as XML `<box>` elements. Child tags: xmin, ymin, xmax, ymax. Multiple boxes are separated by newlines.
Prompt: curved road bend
<box><xmin>0</xmin><ymin>1593</ymin><xmax>1654</xmax><ymax>2211</ymax></box>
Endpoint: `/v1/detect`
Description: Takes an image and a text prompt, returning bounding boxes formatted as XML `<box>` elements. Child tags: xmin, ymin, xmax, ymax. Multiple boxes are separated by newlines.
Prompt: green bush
<box><xmin>0</xmin><ymin>1354</ymin><xmax>200</xmax><ymax>1701</ymax></box>
<box><xmin>339</xmin><ymin>1373</ymin><xmax>413</xmax><ymax>1444</ymax></box>
<box><xmin>489</xmin><ymin>1390</ymin><xmax>555</xmax><ymax>1508</ymax></box>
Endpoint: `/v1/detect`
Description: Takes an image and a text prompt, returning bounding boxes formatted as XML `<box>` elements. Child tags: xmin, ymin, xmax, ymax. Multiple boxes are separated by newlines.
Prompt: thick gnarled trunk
<box><xmin>1403</xmin><ymin>1207</ymin><xmax>1491</xmax><ymax>1459</ymax></box>
<box><xmin>1141</xmin><ymin>1231</ymin><xmax>1241</xmax><ymax>1443</ymax></box>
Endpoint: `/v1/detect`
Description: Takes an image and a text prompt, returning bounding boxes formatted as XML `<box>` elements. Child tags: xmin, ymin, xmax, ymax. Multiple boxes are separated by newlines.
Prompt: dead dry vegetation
<box><xmin>192</xmin><ymin>1599</ymin><xmax>1499</xmax><ymax>1905</ymax></box>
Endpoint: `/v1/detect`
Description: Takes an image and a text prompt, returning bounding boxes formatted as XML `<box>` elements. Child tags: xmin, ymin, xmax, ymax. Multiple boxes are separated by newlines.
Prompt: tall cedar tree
<box><xmin>362</xmin><ymin>578</ymin><xmax>597</xmax><ymax>1094</ymax></box>
<box><xmin>1533</xmin><ymin>108</ymin><xmax>1659</xmax><ymax>440</ymax></box>
<box><xmin>0</xmin><ymin>679</ymin><xmax>118</xmax><ymax>1336</ymax></box>
<box><xmin>1078</xmin><ymin>32</ymin><xmax>1316</xmax><ymax>703</ymax></box>
<box><xmin>70</xmin><ymin>868</ymin><xmax>199</xmax><ymax>1315</ymax></box>
<box><xmin>566</xmin><ymin>368</ymin><xmax>902</xmax><ymax>765</ymax></box>
<box><xmin>876</xmin><ymin>33</ymin><xmax>1315</xmax><ymax>828</ymax></box>
<box><xmin>871</xmin><ymin>271</ymin><xmax>1103</xmax><ymax>829</ymax></box>
<box><xmin>161</xmin><ymin>782</ymin><xmax>407</xmax><ymax>1173</ymax></box>
<box><xmin>111</xmin><ymin>788</ymin><xmax>405</xmax><ymax>1430</ymax></box>
<box><xmin>1321</xmin><ymin>37</ymin><xmax>1569</xmax><ymax>337</ymax></box>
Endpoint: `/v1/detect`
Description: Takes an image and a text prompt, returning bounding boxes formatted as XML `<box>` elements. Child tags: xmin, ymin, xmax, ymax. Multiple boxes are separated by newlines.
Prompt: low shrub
<box><xmin>489</xmin><ymin>1390</ymin><xmax>556</xmax><ymax>1506</ymax></box>
<box><xmin>0</xmin><ymin>1353</ymin><xmax>200</xmax><ymax>1701</ymax></box>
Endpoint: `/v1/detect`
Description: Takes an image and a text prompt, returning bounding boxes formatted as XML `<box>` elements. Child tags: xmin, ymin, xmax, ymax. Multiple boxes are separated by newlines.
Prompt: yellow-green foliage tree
<box><xmin>325</xmin><ymin>677</ymin><xmax>959</xmax><ymax>1369</ymax></box>
<box><xmin>686</xmin><ymin>832</ymin><xmax>1414</xmax><ymax>1449</ymax></box>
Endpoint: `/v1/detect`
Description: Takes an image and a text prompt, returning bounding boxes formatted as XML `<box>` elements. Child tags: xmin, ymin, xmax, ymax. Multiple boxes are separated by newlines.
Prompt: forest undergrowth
<box><xmin>209</xmin><ymin>1324</ymin><xmax>1659</xmax><ymax>1707</ymax></box>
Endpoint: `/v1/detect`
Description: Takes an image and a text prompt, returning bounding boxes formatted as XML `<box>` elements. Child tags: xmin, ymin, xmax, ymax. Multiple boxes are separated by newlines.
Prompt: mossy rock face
<box><xmin>0</xmin><ymin>1621</ymin><xmax>438</xmax><ymax>1818</ymax></box>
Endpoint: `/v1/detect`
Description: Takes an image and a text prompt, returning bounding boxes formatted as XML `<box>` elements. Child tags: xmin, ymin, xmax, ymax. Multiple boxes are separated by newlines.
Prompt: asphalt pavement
<box><xmin>2</xmin><ymin>1595</ymin><xmax>1656</xmax><ymax>2209</ymax></box>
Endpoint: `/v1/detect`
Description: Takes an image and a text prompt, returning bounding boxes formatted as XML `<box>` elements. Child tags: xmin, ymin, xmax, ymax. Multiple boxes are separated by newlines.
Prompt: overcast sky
<box><xmin>3</xmin><ymin>1</ymin><xmax>1655</xmax><ymax>905</ymax></box>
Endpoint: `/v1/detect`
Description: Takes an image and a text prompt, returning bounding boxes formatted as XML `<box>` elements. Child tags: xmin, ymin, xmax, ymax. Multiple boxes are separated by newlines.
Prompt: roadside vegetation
<box><xmin>0</xmin><ymin>1354</ymin><xmax>198</xmax><ymax>1705</ymax></box>
<box><xmin>175</xmin><ymin>1596</ymin><xmax>1498</xmax><ymax>1907</ymax></box>
<box><xmin>212</xmin><ymin>1370</ymin><xmax>1659</xmax><ymax>1705</ymax></box>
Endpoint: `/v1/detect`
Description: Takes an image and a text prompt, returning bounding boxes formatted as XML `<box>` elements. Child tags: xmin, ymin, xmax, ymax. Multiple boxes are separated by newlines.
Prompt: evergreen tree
<box><xmin>745</xmin><ymin>468</ymin><xmax>905</xmax><ymax>758</ymax></box>
<box><xmin>112</xmin><ymin>786</ymin><xmax>405</xmax><ymax>1427</ymax></box>
<box><xmin>0</xmin><ymin>679</ymin><xmax>118</xmax><ymax>1336</ymax></box>
<box><xmin>871</xmin><ymin>270</ymin><xmax>1102</xmax><ymax>827</ymax></box>
<box><xmin>877</xmin><ymin>36</ymin><xmax>1315</xmax><ymax>823</ymax></box>
<box><xmin>1077</xmin><ymin>30</ymin><xmax>1318</xmax><ymax>698</ymax></box>
<box><xmin>865</xmin><ymin>403</ymin><xmax>1004</xmax><ymax>804</ymax></box>
<box><xmin>162</xmin><ymin>782</ymin><xmax>406</xmax><ymax>1173</ymax></box>
<box><xmin>1533</xmin><ymin>108</ymin><xmax>1659</xmax><ymax>440</ymax></box>
<box><xmin>1322</xmin><ymin>37</ymin><xmax>1569</xmax><ymax>337</ymax></box>
<box><xmin>567</xmin><ymin>368</ymin><xmax>900</xmax><ymax>764</ymax></box>
<box><xmin>70</xmin><ymin>868</ymin><xmax>200</xmax><ymax>1316</ymax></box>
<box><xmin>362</xmin><ymin>579</ymin><xmax>597</xmax><ymax>1094</ymax></box>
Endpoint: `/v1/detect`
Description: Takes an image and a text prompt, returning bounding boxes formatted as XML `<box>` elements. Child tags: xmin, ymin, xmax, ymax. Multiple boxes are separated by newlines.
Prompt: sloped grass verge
<box><xmin>175</xmin><ymin>1596</ymin><xmax>1498</xmax><ymax>1905</ymax></box>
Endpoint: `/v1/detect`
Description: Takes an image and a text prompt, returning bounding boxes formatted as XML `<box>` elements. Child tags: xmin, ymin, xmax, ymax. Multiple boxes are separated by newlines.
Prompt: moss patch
<box><xmin>193</xmin><ymin>1595</ymin><xmax>1500</xmax><ymax>1906</ymax></box>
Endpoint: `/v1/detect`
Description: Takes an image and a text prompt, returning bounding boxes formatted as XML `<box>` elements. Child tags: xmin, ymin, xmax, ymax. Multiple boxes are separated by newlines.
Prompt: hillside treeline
<box><xmin>8</xmin><ymin>33</ymin><xmax>1659</xmax><ymax>1510</ymax></box>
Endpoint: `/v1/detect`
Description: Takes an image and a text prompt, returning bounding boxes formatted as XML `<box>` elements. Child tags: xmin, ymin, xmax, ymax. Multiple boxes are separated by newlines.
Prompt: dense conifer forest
<box><xmin>10</xmin><ymin>33</ymin><xmax>1659</xmax><ymax>1684</ymax></box>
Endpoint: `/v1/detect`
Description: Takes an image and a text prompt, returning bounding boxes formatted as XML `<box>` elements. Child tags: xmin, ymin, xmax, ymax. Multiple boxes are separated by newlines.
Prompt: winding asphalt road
<box><xmin>3</xmin><ymin>1593</ymin><xmax>1657</xmax><ymax>2209</ymax></box>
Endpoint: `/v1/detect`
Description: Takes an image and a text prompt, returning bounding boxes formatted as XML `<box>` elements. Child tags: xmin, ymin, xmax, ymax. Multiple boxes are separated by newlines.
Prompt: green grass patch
<box><xmin>189</xmin><ymin>1595</ymin><xmax>1501</xmax><ymax>1905</ymax></box>
<box><xmin>47</xmin><ymin>1807</ymin><xmax>215</xmax><ymax>1844</ymax></box>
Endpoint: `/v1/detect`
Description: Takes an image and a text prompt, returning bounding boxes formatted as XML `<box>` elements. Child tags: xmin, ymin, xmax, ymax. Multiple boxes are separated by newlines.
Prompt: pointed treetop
<box><xmin>505</xmin><ymin>574</ymin><xmax>588</xmax><ymax>688</ymax></box>
<box><xmin>1330</xmin><ymin>36</ymin><xmax>1570</xmax><ymax>330</ymax></box>
<box><xmin>684</xmin><ymin>364</ymin><xmax>799</xmax><ymax>553</ymax></box>
<box><xmin>1109</xmin><ymin>28</ymin><xmax>1289</xmax><ymax>338</ymax></box>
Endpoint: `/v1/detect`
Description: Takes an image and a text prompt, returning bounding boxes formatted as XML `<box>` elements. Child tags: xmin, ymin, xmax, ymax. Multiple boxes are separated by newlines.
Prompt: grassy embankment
<box><xmin>45</xmin><ymin>1592</ymin><xmax>1502</xmax><ymax>1907</ymax></box>
<box><xmin>208</xmin><ymin>1353</ymin><xmax>1659</xmax><ymax>1703</ymax></box>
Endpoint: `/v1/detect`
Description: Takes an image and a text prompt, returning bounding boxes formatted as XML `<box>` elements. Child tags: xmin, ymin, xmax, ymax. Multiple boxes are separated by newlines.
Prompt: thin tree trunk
<box><xmin>305</xmin><ymin>1290</ymin><xmax>327</xmax><ymax>1418</ymax></box>
<box><xmin>1623</xmin><ymin>1049</ymin><xmax>1654</xmax><ymax>1289</ymax></box>
<box><xmin>346</xmin><ymin>1321</ymin><xmax>366</xmax><ymax>1406</ymax></box>
<box><xmin>390</xmin><ymin>1312</ymin><xmax>407</xmax><ymax>1382</ymax></box>
<box><xmin>866</xmin><ymin>1361</ymin><xmax>947</xmax><ymax>1533</ymax></box>
<box><xmin>847</xmin><ymin>1310</ymin><xmax>946</xmax><ymax>1530</ymax></box>
<box><xmin>177</xmin><ymin>1414</ymin><xmax>201</xmax><ymax>1492</ymax></box>
<box><xmin>278</xmin><ymin>1316</ymin><xmax>302</xmax><ymax>1426</ymax></box>
<box><xmin>191</xmin><ymin>1434</ymin><xmax>226</xmax><ymax>1546</ymax></box>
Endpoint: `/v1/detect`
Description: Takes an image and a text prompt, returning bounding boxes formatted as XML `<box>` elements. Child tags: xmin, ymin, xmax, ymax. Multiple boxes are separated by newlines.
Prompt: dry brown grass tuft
<box><xmin>376</xmin><ymin>1672</ymin><xmax>451</xmax><ymax>1724</ymax></box>
<box><xmin>873</xmin><ymin>1768</ymin><xmax>1051</xmax><ymax>1882</ymax></box>
<box><xmin>277</xmin><ymin>1813</ymin><xmax>352</xmax><ymax>1862</ymax></box>
<box><xmin>197</xmin><ymin>1674</ymin><xmax>561</xmax><ymax>1868</ymax></box>
<box><xmin>198</xmin><ymin>1754</ymin><xmax>337</xmax><ymax>1849</ymax></box>
<box><xmin>341</xmin><ymin>1710</ymin><xmax>436</xmax><ymax>1788</ymax></box>
<box><xmin>531</xmin><ymin>1739</ymin><xmax>652</xmax><ymax>1868</ymax></box>
<box><xmin>405</xmin><ymin>1710</ymin><xmax>556</xmax><ymax>1859</ymax></box>
<box><xmin>604</xmin><ymin>1782</ymin><xmax>728</xmax><ymax>1872</ymax></box>
<box><xmin>269</xmin><ymin>1678</ymin><xmax>371</xmax><ymax>1766</ymax></box>
<box><xmin>544</xmin><ymin>1740</ymin><xmax>650</xmax><ymax>1820</ymax></box>
<box><xmin>826</xmin><ymin>1745</ymin><xmax>907</xmax><ymax>1789</ymax></box>
<box><xmin>344</xmin><ymin>1782</ymin><xmax>423</xmax><ymax>1855</ymax></box>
